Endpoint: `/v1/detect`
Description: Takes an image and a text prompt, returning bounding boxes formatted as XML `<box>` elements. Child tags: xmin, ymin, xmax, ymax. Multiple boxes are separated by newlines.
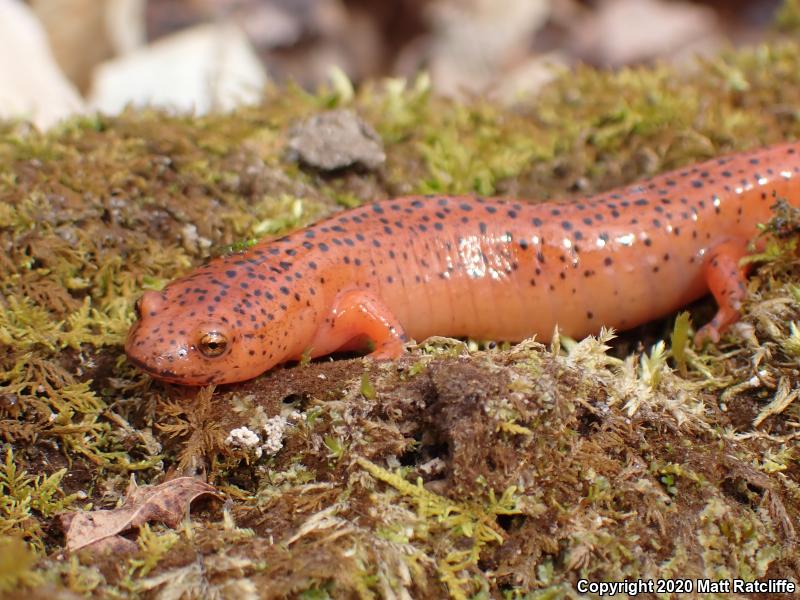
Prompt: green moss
<box><xmin>127</xmin><ymin>524</ymin><xmax>180</xmax><ymax>578</ymax></box>
<box><xmin>776</xmin><ymin>0</ymin><xmax>800</xmax><ymax>33</ymax></box>
<box><xmin>0</xmin><ymin>537</ymin><xmax>41</xmax><ymax>592</ymax></box>
<box><xmin>0</xmin><ymin>447</ymin><xmax>81</xmax><ymax>552</ymax></box>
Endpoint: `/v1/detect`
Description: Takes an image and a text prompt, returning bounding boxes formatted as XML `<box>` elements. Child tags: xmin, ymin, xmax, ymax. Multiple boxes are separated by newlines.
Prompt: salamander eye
<box><xmin>199</xmin><ymin>332</ymin><xmax>228</xmax><ymax>357</ymax></box>
<box><xmin>134</xmin><ymin>296</ymin><xmax>143</xmax><ymax>318</ymax></box>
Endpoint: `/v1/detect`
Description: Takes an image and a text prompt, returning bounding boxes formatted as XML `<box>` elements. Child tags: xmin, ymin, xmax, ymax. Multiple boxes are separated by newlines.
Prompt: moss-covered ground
<box><xmin>2</xmin><ymin>32</ymin><xmax>800</xmax><ymax>600</ymax></box>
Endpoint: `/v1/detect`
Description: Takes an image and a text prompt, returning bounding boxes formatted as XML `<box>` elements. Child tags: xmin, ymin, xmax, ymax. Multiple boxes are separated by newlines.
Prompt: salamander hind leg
<box><xmin>309</xmin><ymin>289</ymin><xmax>408</xmax><ymax>360</ymax></box>
<box><xmin>694</xmin><ymin>240</ymin><xmax>750</xmax><ymax>346</ymax></box>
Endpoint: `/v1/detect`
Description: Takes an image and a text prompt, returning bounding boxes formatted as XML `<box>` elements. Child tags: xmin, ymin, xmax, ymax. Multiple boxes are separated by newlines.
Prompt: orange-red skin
<box><xmin>125</xmin><ymin>142</ymin><xmax>800</xmax><ymax>385</ymax></box>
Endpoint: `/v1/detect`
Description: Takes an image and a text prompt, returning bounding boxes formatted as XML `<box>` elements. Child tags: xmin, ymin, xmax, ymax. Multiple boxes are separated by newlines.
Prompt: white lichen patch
<box><xmin>226</xmin><ymin>426</ymin><xmax>261</xmax><ymax>449</ymax></box>
<box><xmin>262</xmin><ymin>415</ymin><xmax>288</xmax><ymax>455</ymax></box>
<box><xmin>225</xmin><ymin>415</ymin><xmax>292</xmax><ymax>459</ymax></box>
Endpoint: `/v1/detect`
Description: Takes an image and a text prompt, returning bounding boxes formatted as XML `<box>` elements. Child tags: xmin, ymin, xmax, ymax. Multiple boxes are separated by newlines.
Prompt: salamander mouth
<box><xmin>125</xmin><ymin>353</ymin><xmax>179</xmax><ymax>379</ymax></box>
<box><xmin>125</xmin><ymin>352</ymin><xmax>221</xmax><ymax>385</ymax></box>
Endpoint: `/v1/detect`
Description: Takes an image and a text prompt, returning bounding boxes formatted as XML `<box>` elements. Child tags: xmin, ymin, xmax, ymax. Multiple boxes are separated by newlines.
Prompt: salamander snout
<box><xmin>134</xmin><ymin>290</ymin><xmax>166</xmax><ymax>319</ymax></box>
<box><xmin>125</xmin><ymin>309</ymin><xmax>240</xmax><ymax>385</ymax></box>
<box><xmin>124</xmin><ymin>285</ymin><xmax>285</xmax><ymax>385</ymax></box>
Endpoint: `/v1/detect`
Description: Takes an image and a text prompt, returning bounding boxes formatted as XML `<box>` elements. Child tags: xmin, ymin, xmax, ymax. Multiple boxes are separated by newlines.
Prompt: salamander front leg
<box><xmin>694</xmin><ymin>240</ymin><xmax>749</xmax><ymax>346</ymax></box>
<box><xmin>309</xmin><ymin>289</ymin><xmax>408</xmax><ymax>359</ymax></box>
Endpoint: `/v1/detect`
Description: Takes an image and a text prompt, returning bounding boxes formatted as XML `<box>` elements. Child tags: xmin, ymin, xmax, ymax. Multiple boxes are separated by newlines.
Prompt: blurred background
<box><xmin>0</xmin><ymin>0</ymin><xmax>792</xmax><ymax>128</ymax></box>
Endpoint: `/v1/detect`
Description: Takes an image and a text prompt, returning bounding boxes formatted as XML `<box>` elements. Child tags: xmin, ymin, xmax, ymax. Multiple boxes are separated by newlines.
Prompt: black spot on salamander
<box><xmin>603</xmin><ymin>257</ymin><xmax>612</xmax><ymax>266</ymax></box>
<box><xmin>691</xmin><ymin>180</ymin><xmax>703</xmax><ymax>188</ymax></box>
<box><xmin>225</xmin><ymin>270</ymin><xmax>236</xmax><ymax>278</ymax></box>
<box><xmin>532</xmin><ymin>217</ymin><xmax>543</xmax><ymax>226</ymax></box>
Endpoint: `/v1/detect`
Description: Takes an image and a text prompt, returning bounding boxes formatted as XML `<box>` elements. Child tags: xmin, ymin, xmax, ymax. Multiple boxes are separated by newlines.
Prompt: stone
<box><xmin>88</xmin><ymin>22</ymin><xmax>268</xmax><ymax>115</ymax></box>
<box><xmin>570</xmin><ymin>0</ymin><xmax>721</xmax><ymax>67</ymax></box>
<box><xmin>0</xmin><ymin>0</ymin><xmax>85</xmax><ymax>129</ymax></box>
<box><xmin>287</xmin><ymin>109</ymin><xmax>386</xmax><ymax>171</ymax></box>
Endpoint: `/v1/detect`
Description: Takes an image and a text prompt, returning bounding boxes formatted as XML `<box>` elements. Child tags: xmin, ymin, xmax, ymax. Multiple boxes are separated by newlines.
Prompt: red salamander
<box><xmin>125</xmin><ymin>142</ymin><xmax>800</xmax><ymax>385</ymax></box>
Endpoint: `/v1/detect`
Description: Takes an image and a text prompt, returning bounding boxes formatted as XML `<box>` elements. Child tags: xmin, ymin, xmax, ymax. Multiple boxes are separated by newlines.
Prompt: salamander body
<box><xmin>125</xmin><ymin>142</ymin><xmax>800</xmax><ymax>384</ymax></box>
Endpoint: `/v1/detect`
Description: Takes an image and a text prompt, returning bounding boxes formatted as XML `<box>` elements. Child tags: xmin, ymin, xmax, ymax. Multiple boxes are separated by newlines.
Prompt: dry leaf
<box><xmin>60</xmin><ymin>476</ymin><xmax>222</xmax><ymax>552</ymax></box>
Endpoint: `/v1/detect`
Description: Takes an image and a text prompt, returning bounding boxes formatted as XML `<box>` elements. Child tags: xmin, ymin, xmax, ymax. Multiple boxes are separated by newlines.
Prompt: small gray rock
<box><xmin>287</xmin><ymin>109</ymin><xmax>386</xmax><ymax>171</ymax></box>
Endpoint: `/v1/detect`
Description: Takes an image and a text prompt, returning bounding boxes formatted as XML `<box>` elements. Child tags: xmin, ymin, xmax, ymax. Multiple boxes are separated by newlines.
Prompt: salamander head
<box><xmin>125</xmin><ymin>283</ymin><xmax>286</xmax><ymax>385</ymax></box>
